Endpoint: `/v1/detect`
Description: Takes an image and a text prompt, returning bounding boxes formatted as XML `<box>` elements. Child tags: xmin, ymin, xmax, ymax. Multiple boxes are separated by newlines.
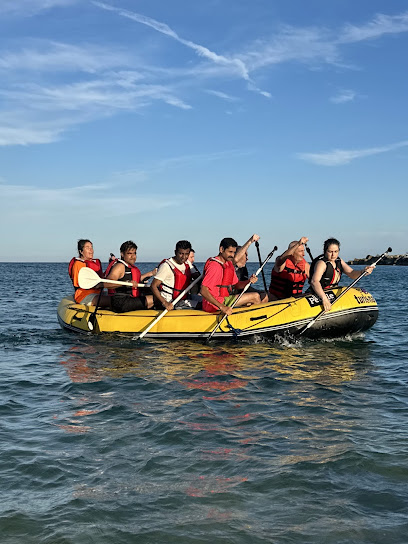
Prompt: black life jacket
<box><xmin>310</xmin><ymin>254</ymin><xmax>343</xmax><ymax>290</ymax></box>
<box><xmin>110</xmin><ymin>259</ymin><xmax>141</xmax><ymax>297</ymax></box>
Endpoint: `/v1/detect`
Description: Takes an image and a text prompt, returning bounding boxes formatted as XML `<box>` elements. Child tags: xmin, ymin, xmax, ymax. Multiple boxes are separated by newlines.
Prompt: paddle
<box><xmin>255</xmin><ymin>241</ymin><xmax>268</xmax><ymax>292</ymax></box>
<box><xmin>298</xmin><ymin>246</ymin><xmax>392</xmax><ymax>336</ymax></box>
<box><xmin>78</xmin><ymin>267</ymin><xmax>145</xmax><ymax>289</ymax></box>
<box><xmin>305</xmin><ymin>243</ymin><xmax>314</xmax><ymax>261</ymax></box>
<box><xmin>207</xmin><ymin>246</ymin><xmax>278</xmax><ymax>341</ymax></box>
<box><xmin>135</xmin><ymin>273</ymin><xmax>203</xmax><ymax>341</ymax></box>
<box><xmin>88</xmin><ymin>289</ymin><xmax>103</xmax><ymax>331</ymax></box>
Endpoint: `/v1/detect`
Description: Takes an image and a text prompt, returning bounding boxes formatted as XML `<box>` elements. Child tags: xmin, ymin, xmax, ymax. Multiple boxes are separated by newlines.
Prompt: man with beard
<box><xmin>201</xmin><ymin>237</ymin><xmax>260</xmax><ymax>316</ymax></box>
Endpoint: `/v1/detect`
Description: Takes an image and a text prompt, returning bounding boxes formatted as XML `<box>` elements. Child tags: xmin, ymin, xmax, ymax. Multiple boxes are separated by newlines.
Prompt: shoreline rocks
<box><xmin>348</xmin><ymin>254</ymin><xmax>408</xmax><ymax>266</ymax></box>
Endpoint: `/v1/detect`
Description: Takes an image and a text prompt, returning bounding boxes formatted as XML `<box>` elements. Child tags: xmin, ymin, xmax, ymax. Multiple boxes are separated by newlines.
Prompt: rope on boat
<box><xmin>225</xmin><ymin>316</ymin><xmax>242</xmax><ymax>339</ymax></box>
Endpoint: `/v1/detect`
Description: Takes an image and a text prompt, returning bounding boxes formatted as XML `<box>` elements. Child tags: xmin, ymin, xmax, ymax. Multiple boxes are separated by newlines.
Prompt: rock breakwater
<box><xmin>348</xmin><ymin>254</ymin><xmax>408</xmax><ymax>266</ymax></box>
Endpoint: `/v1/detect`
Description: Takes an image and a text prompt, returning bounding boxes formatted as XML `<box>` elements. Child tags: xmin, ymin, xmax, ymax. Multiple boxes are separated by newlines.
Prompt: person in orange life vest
<box><xmin>68</xmin><ymin>239</ymin><xmax>111</xmax><ymax>307</ymax></box>
<box><xmin>200</xmin><ymin>237</ymin><xmax>261</xmax><ymax>315</ymax></box>
<box><xmin>233</xmin><ymin>234</ymin><xmax>269</xmax><ymax>303</ymax></box>
<box><xmin>310</xmin><ymin>237</ymin><xmax>375</xmax><ymax>312</ymax></box>
<box><xmin>151</xmin><ymin>240</ymin><xmax>201</xmax><ymax>311</ymax></box>
<box><xmin>269</xmin><ymin>236</ymin><xmax>310</xmax><ymax>301</ymax></box>
<box><xmin>105</xmin><ymin>240</ymin><xmax>157</xmax><ymax>313</ymax></box>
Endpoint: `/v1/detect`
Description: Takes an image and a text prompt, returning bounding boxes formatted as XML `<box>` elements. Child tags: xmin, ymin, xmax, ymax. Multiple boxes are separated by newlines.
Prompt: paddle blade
<box><xmin>78</xmin><ymin>267</ymin><xmax>100</xmax><ymax>289</ymax></box>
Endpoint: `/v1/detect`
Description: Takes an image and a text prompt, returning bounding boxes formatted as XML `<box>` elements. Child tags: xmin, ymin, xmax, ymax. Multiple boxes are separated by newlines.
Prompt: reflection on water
<box><xmin>59</xmin><ymin>335</ymin><xmax>374</xmax><ymax>388</ymax></box>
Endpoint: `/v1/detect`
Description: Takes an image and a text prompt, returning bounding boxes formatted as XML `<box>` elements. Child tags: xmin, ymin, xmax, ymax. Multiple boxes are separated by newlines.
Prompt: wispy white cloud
<box><xmin>0</xmin><ymin>0</ymin><xmax>77</xmax><ymax>16</ymax></box>
<box><xmin>0</xmin><ymin>42</ymin><xmax>191</xmax><ymax>145</ymax></box>
<box><xmin>93</xmin><ymin>1</ymin><xmax>251</xmax><ymax>81</ymax></box>
<box><xmin>205</xmin><ymin>90</ymin><xmax>239</xmax><ymax>102</ymax></box>
<box><xmin>339</xmin><ymin>11</ymin><xmax>408</xmax><ymax>43</ymax></box>
<box><xmin>0</xmin><ymin>41</ymin><xmax>132</xmax><ymax>73</ymax></box>
<box><xmin>0</xmin><ymin>181</ymin><xmax>187</xmax><ymax>219</ymax></box>
<box><xmin>296</xmin><ymin>140</ymin><xmax>408</xmax><ymax>166</ymax></box>
<box><xmin>330</xmin><ymin>89</ymin><xmax>356</xmax><ymax>104</ymax></box>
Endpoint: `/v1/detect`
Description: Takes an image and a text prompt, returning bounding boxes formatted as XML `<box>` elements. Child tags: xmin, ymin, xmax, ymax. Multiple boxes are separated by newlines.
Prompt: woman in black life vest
<box><xmin>310</xmin><ymin>237</ymin><xmax>375</xmax><ymax>312</ymax></box>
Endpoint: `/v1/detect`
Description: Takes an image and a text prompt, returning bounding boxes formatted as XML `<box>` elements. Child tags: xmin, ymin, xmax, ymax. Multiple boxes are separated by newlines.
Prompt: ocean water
<box><xmin>1</xmin><ymin>262</ymin><xmax>407</xmax><ymax>544</ymax></box>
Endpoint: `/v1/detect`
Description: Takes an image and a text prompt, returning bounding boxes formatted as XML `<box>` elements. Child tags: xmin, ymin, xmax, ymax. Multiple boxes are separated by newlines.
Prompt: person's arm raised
<box><xmin>234</xmin><ymin>234</ymin><xmax>260</xmax><ymax>264</ymax></box>
<box><xmin>274</xmin><ymin>236</ymin><xmax>309</xmax><ymax>273</ymax></box>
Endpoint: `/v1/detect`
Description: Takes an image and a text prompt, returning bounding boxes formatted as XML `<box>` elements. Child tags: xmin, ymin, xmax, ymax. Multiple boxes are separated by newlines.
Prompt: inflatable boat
<box><xmin>57</xmin><ymin>286</ymin><xmax>378</xmax><ymax>340</ymax></box>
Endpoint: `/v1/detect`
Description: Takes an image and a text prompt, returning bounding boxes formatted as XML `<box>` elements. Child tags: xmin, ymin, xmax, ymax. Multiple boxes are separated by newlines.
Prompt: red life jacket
<box><xmin>107</xmin><ymin>259</ymin><xmax>141</xmax><ymax>297</ymax></box>
<box><xmin>104</xmin><ymin>258</ymin><xmax>118</xmax><ymax>295</ymax></box>
<box><xmin>269</xmin><ymin>258</ymin><xmax>307</xmax><ymax>299</ymax></box>
<box><xmin>158</xmin><ymin>259</ymin><xmax>192</xmax><ymax>300</ymax></box>
<box><xmin>68</xmin><ymin>257</ymin><xmax>103</xmax><ymax>287</ymax></box>
<box><xmin>204</xmin><ymin>257</ymin><xmax>236</xmax><ymax>298</ymax></box>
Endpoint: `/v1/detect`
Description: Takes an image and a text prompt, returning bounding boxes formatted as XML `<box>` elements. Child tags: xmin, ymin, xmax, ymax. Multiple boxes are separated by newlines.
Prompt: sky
<box><xmin>0</xmin><ymin>0</ymin><xmax>407</xmax><ymax>262</ymax></box>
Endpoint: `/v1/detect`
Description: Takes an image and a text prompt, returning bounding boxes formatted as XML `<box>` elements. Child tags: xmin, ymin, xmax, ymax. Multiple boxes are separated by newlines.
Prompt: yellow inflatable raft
<box><xmin>57</xmin><ymin>286</ymin><xmax>378</xmax><ymax>340</ymax></box>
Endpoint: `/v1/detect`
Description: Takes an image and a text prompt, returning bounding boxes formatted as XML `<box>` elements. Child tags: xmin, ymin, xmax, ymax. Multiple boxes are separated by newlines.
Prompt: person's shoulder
<box><xmin>72</xmin><ymin>259</ymin><xmax>85</xmax><ymax>271</ymax></box>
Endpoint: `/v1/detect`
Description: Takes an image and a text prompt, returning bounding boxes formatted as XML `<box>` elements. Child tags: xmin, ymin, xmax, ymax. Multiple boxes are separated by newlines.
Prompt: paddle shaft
<box><xmin>305</xmin><ymin>244</ymin><xmax>314</xmax><ymax>261</ymax></box>
<box><xmin>299</xmin><ymin>247</ymin><xmax>392</xmax><ymax>335</ymax></box>
<box><xmin>255</xmin><ymin>241</ymin><xmax>268</xmax><ymax>292</ymax></box>
<box><xmin>88</xmin><ymin>288</ymin><xmax>103</xmax><ymax>331</ymax></box>
<box><xmin>136</xmin><ymin>274</ymin><xmax>203</xmax><ymax>340</ymax></box>
<box><xmin>207</xmin><ymin>246</ymin><xmax>277</xmax><ymax>341</ymax></box>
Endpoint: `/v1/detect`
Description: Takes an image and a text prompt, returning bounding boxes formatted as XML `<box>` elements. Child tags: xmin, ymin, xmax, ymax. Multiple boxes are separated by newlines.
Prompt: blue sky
<box><xmin>1</xmin><ymin>0</ymin><xmax>407</xmax><ymax>262</ymax></box>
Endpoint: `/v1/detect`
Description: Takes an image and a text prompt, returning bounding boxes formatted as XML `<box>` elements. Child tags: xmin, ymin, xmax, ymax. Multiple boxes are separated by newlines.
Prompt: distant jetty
<box><xmin>348</xmin><ymin>254</ymin><xmax>408</xmax><ymax>266</ymax></box>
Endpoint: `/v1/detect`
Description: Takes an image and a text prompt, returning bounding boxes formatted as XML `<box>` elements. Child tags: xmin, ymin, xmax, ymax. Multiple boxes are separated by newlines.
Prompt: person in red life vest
<box><xmin>200</xmin><ymin>237</ymin><xmax>261</xmax><ymax>315</ymax></box>
<box><xmin>68</xmin><ymin>239</ymin><xmax>111</xmax><ymax>307</ymax></box>
<box><xmin>269</xmin><ymin>236</ymin><xmax>310</xmax><ymax>301</ymax></box>
<box><xmin>105</xmin><ymin>240</ymin><xmax>157</xmax><ymax>312</ymax></box>
<box><xmin>233</xmin><ymin>234</ymin><xmax>268</xmax><ymax>303</ymax></box>
<box><xmin>309</xmin><ymin>237</ymin><xmax>375</xmax><ymax>312</ymax></box>
<box><xmin>151</xmin><ymin>240</ymin><xmax>201</xmax><ymax>311</ymax></box>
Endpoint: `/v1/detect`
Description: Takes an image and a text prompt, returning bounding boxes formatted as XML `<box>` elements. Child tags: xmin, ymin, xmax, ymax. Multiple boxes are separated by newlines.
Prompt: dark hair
<box><xmin>120</xmin><ymin>240</ymin><xmax>138</xmax><ymax>254</ymax></box>
<box><xmin>323</xmin><ymin>238</ymin><xmax>340</xmax><ymax>252</ymax></box>
<box><xmin>220</xmin><ymin>237</ymin><xmax>238</xmax><ymax>250</ymax></box>
<box><xmin>175</xmin><ymin>240</ymin><xmax>192</xmax><ymax>251</ymax></box>
<box><xmin>77</xmin><ymin>239</ymin><xmax>92</xmax><ymax>256</ymax></box>
<box><xmin>189</xmin><ymin>248</ymin><xmax>195</xmax><ymax>253</ymax></box>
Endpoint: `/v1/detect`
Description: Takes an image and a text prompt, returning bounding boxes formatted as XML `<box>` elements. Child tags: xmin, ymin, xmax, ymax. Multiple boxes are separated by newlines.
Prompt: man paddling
<box><xmin>201</xmin><ymin>237</ymin><xmax>260</xmax><ymax>316</ymax></box>
<box><xmin>151</xmin><ymin>240</ymin><xmax>201</xmax><ymax>311</ymax></box>
<box><xmin>269</xmin><ymin>236</ymin><xmax>310</xmax><ymax>300</ymax></box>
<box><xmin>106</xmin><ymin>240</ymin><xmax>156</xmax><ymax>312</ymax></box>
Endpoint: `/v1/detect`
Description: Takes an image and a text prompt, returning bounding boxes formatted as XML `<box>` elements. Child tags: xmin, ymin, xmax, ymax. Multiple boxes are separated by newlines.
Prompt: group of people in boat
<box><xmin>68</xmin><ymin>235</ymin><xmax>375</xmax><ymax>314</ymax></box>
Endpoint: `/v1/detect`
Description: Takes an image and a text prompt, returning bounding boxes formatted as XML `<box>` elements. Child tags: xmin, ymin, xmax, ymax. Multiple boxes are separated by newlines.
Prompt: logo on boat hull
<box><xmin>354</xmin><ymin>294</ymin><xmax>376</xmax><ymax>304</ymax></box>
<box><xmin>306</xmin><ymin>291</ymin><xmax>336</xmax><ymax>308</ymax></box>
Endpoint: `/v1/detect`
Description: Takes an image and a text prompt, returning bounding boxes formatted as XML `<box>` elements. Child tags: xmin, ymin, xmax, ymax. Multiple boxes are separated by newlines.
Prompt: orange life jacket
<box><xmin>68</xmin><ymin>257</ymin><xmax>103</xmax><ymax>288</ymax></box>
<box><xmin>269</xmin><ymin>258</ymin><xmax>307</xmax><ymax>299</ymax></box>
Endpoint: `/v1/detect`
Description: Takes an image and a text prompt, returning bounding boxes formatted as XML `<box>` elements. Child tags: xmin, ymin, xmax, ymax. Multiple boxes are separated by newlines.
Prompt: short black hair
<box><xmin>175</xmin><ymin>240</ymin><xmax>192</xmax><ymax>251</ymax></box>
<box><xmin>77</xmin><ymin>239</ymin><xmax>92</xmax><ymax>256</ymax></box>
<box><xmin>220</xmin><ymin>237</ymin><xmax>238</xmax><ymax>250</ymax></box>
<box><xmin>323</xmin><ymin>238</ymin><xmax>340</xmax><ymax>253</ymax></box>
<box><xmin>120</xmin><ymin>240</ymin><xmax>138</xmax><ymax>253</ymax></box>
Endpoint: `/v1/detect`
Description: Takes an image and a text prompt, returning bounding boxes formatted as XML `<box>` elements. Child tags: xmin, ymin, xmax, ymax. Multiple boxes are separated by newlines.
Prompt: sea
<box><xmin>1</xmin><ymin>262</ymin><xmax>407</xmax><ymax>544</ymax></box>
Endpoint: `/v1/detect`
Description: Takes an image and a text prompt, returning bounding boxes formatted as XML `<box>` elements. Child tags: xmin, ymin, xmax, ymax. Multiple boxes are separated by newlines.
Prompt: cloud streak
<box><xmin>0</xmin><ymin>181</ymin><xmax>187</xmax><ymax>219</ymax></box>
<box><xmin>296</xmin><ymin>140</ymin><xmax>408</xmax><ymax>166</ymax></box>
<box><xmin>330</xmin><ymin>89</ymin><xmax>356</xmax><ymax>104</ymax></box>
<box><xmin>93</xmin><ymin>1</ymin><xmax>251</xmax><ymax>81</ymax></box>
<box><xmin>0</xmin><ymin>0</ymin><xmax>77</xmax><ymax>16</ymax></box>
